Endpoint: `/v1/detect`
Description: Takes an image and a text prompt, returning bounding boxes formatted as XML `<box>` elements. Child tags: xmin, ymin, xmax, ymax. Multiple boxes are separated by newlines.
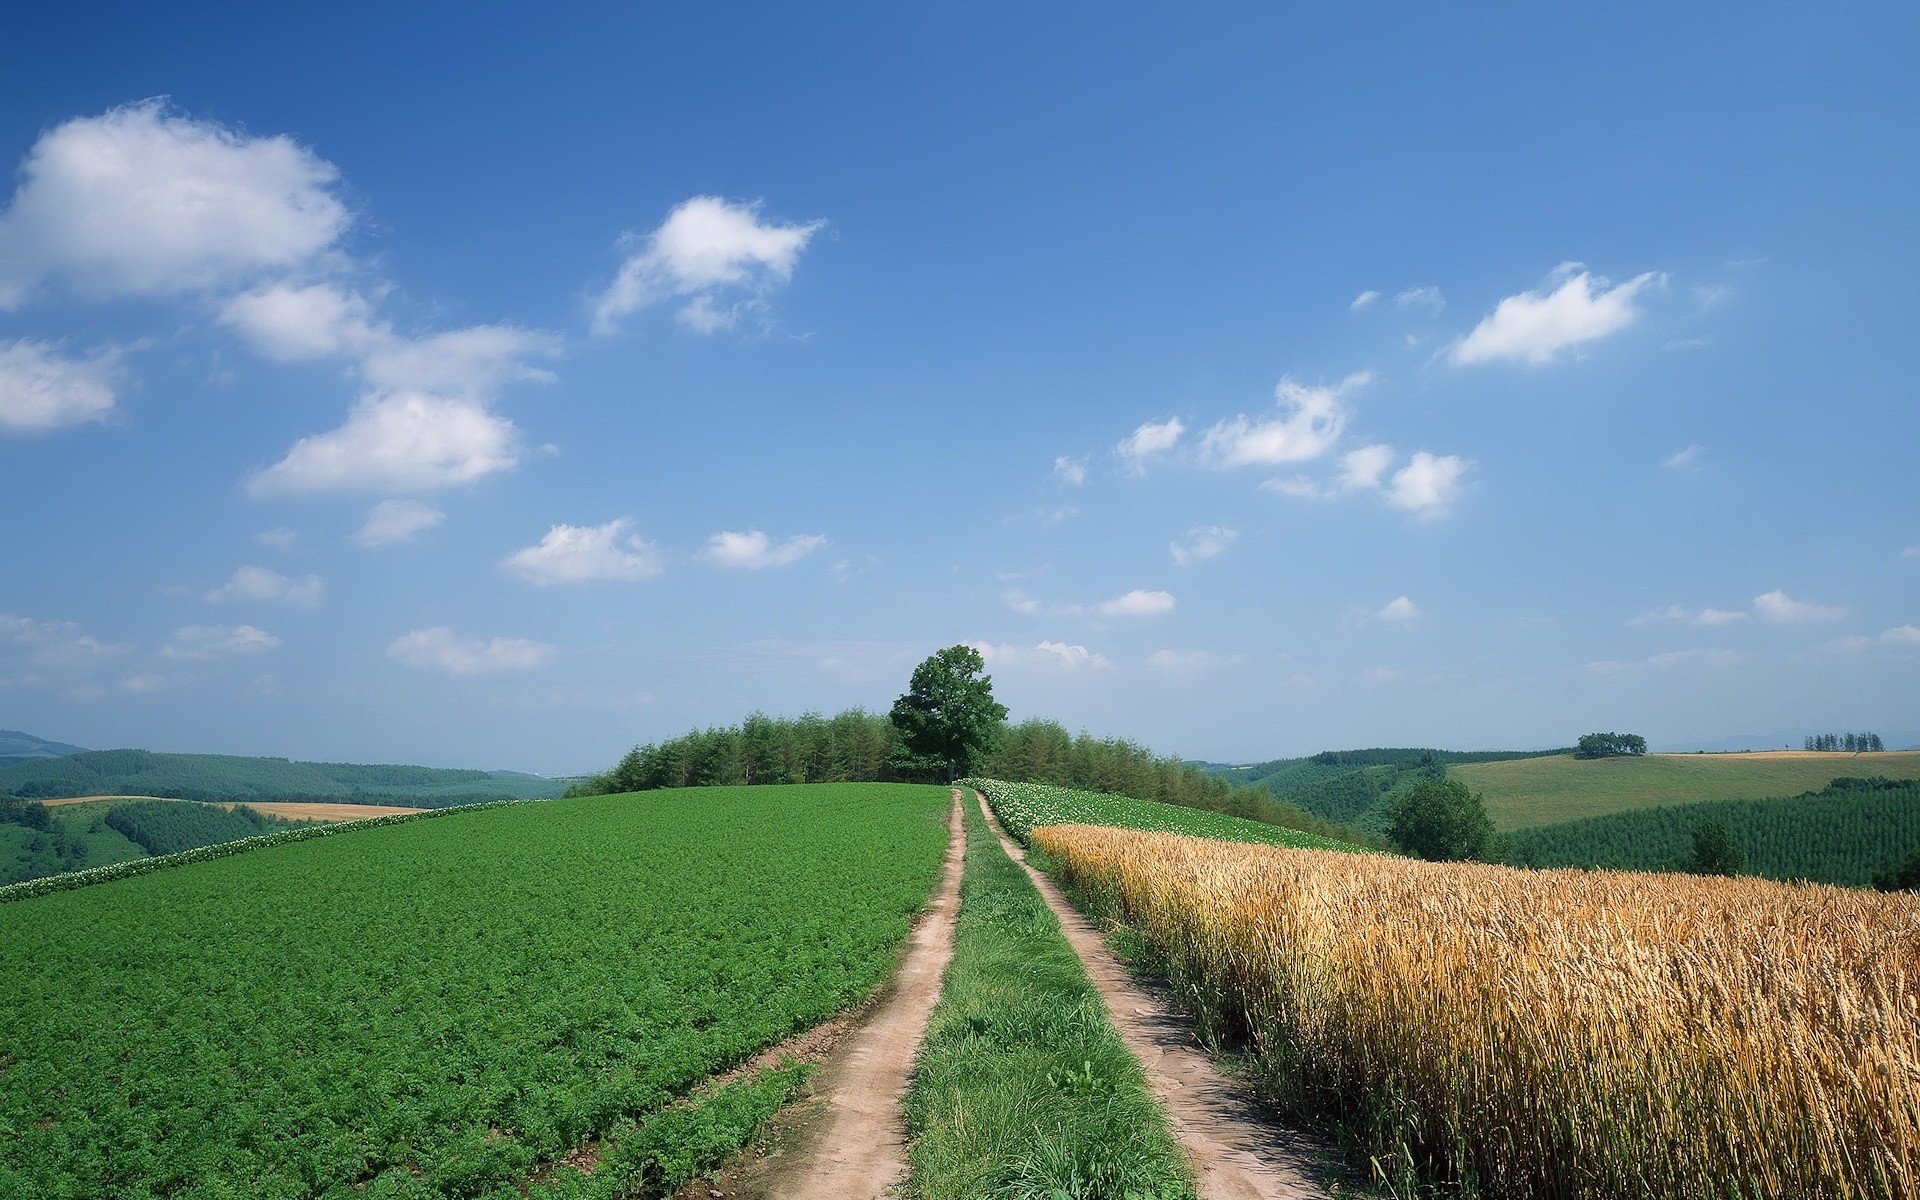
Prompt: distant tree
<box><xmin>1384</xmin><ymin>777</ymin><xmax>1493</xmax><ymax>862</ymax></box>
<box><xmin>1681</xmin><ymin>821</ymin><xmax>1744</xmax><ymax>876</ymax></box>
<box><xmin>1872</xmin><ymin>848</ymin><xmax>1920</xmax><ymax>893</ymax></box>
<box><xmin>888</xmin><ymin>645</ymin><xmax>1009</xmax><ymax>782</ymax></box>
<box><xmin>1574</xmin><ymin>732</ymin><xmax>1648</xmax><ymax>759</ymax></box>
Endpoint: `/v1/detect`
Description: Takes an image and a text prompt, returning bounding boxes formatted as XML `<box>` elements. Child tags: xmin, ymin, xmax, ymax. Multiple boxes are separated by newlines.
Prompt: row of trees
<box><xmin>1805</xmin><ymin>732</ymin><xmax>1885</xmax><ymax>752</ymax></box>
<box><xmin>1574</xmin><ymin>732</ymin><xmax>1648</xmax><ymax>759</ymax></box>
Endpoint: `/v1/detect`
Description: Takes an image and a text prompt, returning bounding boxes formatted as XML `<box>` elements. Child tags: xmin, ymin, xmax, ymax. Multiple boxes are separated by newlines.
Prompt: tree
<box><xmin>888</xmin><ymin>645</ymin><xmax>1009</xmax><ymax>781</ymax></box>
<box><xmin>1872</xmin><ymin>848</ymin><xmax>1920</xmax><ymax>893</ymax></box>
<box><xmin>1681</xmin><ymin>821</ymin><xmax>1744</xmax><ymax>876</ymax></box>
<box><xmin>1383</xmin><ymin>777</ymin><xmax>1493</xmax><ymax>862</ymax></box>
<box><xmin>1574</xmin><ymin>732</ymin><xmax>1647</xmax><ymax>759</ymax></box>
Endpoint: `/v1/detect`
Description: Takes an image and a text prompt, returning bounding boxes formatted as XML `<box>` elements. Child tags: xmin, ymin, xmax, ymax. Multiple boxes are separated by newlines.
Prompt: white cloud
<box><xmin>1053</xmin><ymin>455</ymin><xmax>1088</xmax><ymax>486</ymax></box>
<box><xmin>0</xmin><ymin>614</ymin><xmax>130</xmax><ymax>676</ymax></box>
<box><xmin>1145</xmin><ymin>649</ymin><xmax>1243</xmax><ymax>670</ymax></box>
<box><xmin>1350</xmin><ymin>290</ymin><xmax>1381</xmax><ymax>310</ymax></box>
<box><xmin>501</xmin><ymin>518</ymin><xmax>665</xmax><ymax>585</ymax></box>
<box><xmin>1378</xmin><ymin>595</ymin><xmax>1422</xmax><ymax>621</ymax></box>
<box><xmin>356</xmin><ymin>498</ymin><xmax>445</xmax><ymax>547</ymax></box>
<box><xmin>1115</xmin><ymin>417</ymin><xmax>1185</xmax><ymax>469</ymax></box>
<box><xmin>253</xmin><ymin>527</ymin><xmax>296</xmax><ymax>549</ymax></box>
<box><xmin>0</xmin><ymin>100</ymin><xmax>348</xmax><ymax>307</ymax></box>
<box><xmin>164</xmin><ymin>624</ymin><xmax>279</xmax><ymax>661</ymax></box>
<box><xmin>1258</xmin><ymin>475</ymin><xmax>1328</xmax><ymax>499</ymax></box>
<box><xmin>219</xmin><ymin>281</ymin><xmax>378</xmax><ymax>360</ymax></box>
<box><xmin>1631</xmin><ymin>605</ymin><xmax>1748</xmax><ymax>628</ymax></box>
<box><xmin>120</xmin><ymin>673</ymin><xmax>175</xmax><ymax>694</ymax></box>
<box><xmin>0</xmin><ymin>339</ymin><xmax>120</xmax><ymax>433</ymax></box>
<box><xmin>1451</xmin><ymin>268</ymin><xmax>1662</xmax><ymax>365</ymax></box>
<box><xmin>1004</xmin><ymin>590</ymin><xmax>1043</xmax><ymax>614</ymax></box>
<box><xmin>1663</xmin><ymin>445</ymin><xmax>1703</xmax><ymax>469</ymax></box>
<box><xmin>965</xmin><ymin>640</ymin><xmax>1023</xmax><ymax>666</ymax></box>
<box><xmin>1201</xmin><ymin>373</ymin><xmax>1366</xmax><ymax>468</ymax></box>
<box><xmin>591</xmin><ymin>196</ymin><xmax>823</xmax><ymax>336</ymax></box>
<box><xmin>1588</xmin><ymin>648</ymin><xmax>1742</xmax><ymax>674</ymax></box>
<box><xmin>1098</xmin><ymin>588</ymin><xmax>1176</xmax><ymax>617</ymax></box>
<box><xmin>249</xmin><ymin>392</ymin><xmax>523</xmax><ymax>495</ymax></box>
<box><xmin>1383</xmin><ymin>452</ymin><xmax>1469</xmax><ymax>518</ymax></box>
<box><xmin>387</xmin><ymin>627</ymin><xmax>555</xmax><ymax>675</ymax></box>
<box><xmin>204</xmin><ymin>565</ymin><xmax>323</xmax><ymax>607</ymax></box>
<box><xmin>1904</xmin><ymin>547</ymin><xmax>1920</xmax><ymax>559</ymax></box>
<box><xmin>700</xmin><ymin>529</ymin><xmax>827</xmax><ymax>570</ymax></box>
<box><xmin>1337</xmin><ymin>443</ymin><xmax>1395</xmax><ymax>492</ymax></box>
<box><xmin>1880</xmin><ymin>625</ymin><xmax>1920</xmax><ymax>647</ymax></box>
<box><xmin>1035</xmin><ymin>640</ymin><xmax>1113</xmax><ymax>669</ymax></box>
<box><xmin>1753</xmin><ymin>589</ymin><xmax>1844</xmax><ymax>624</ymax></box>
<box><xmin>1170</xmin><ymin>525</ymin><xmax>1236</xmax><ymax>566</ymax></box>
<box><xmin>1395</xmin><ymin>285</ymin><xmax>1445</xmax><ymax>311</ymax></box>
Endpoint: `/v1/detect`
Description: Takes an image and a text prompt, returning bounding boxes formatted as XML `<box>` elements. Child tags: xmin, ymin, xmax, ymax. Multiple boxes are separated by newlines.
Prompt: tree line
<box><xmin>1574</xmin><ymin>732</ymin><xmax>1647</xmax><ymax>759</ymax></box>
<box><xmin>1805</xmin><ymin>732</ymin><xmax>1885</xmax><ymax>752</ymax></box>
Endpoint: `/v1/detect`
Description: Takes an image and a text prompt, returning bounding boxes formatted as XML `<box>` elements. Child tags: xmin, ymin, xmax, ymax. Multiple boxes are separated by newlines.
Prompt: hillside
<box><xmin>1453</xmin><ymin>751</ymin><xmax>1920</xmax><ymax>830</ymax></box>
<box><xmin>1202</xmin><ymin>747</ymin><xmax>1568</xmax><ymax>829</ymax></box>
<box><xmin>0</xmin><ymin>729</ymin><xmax>87</xmax><ymax>767</ymax></box>
<box><xmin>1505</xmin><ymin>777</ymin><xmax>1920</xmax><ymax>885</ymax></box>
<box><xmin>0</xmin><ymin>748</ymin><xmax>573</xmax><ymax>806</ymax></box>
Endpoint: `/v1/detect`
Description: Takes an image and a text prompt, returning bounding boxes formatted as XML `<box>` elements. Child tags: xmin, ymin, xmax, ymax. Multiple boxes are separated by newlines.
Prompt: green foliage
<box><xmin>969</xmin><ymin>777</ymin><xmax>1374</xmax><ymax>853</ymax></box>
<box><xmin>1384</xmin><ymin>777</ymin><xmax>1494</xmax><ymax>861</ymax></box>
<box><xmin>0</xmin><ymin>782</ymin><xmax>950</xmax><ymax>1197</ymax></box>
<box><xmin>1806</xmin><ymin>732</ymin><xmax>1885</xmax><ymax>752</ymax></box>
<box><xmin>905</xmin><ymin>795</ymin><xmax>1194</xmax><ymax>1200</ymax></box>
<box><xmin>1680</xmin><ymin>820</ymin><xmax>1745</xmax><ymax>876</ymax></box>
<box><xmin>1574</xmin><ymin>732</ymin><xmax>1648</xmax><ymax>759</ymax></box>
<box><xmin>1873</xmin><ymin>848</ymin><xmax>1920</xmax><ymax>892</ymax></box>
<box><xmin>570</xmin><ymin>709</ymin><xmax>901</xmax><ymax>795</ymax></box>
<box><xmin>1505</xmin><ymin>778</ymin><xmax>1920</xmax><ymax>885</ymax></box>
<box><xmin>101</xmin><ymin>799</ymin><xmax>288</xmax><ymax>855</ymax></box>
<box><xmin>0</xmin><ymin>747</ymin><xmax>570</xmax><ymax>805</ymax></box>
<box><xmin>888</xmin><ymin>645</ymin><xmax>1008</xmax><ymax>780</ymax></box>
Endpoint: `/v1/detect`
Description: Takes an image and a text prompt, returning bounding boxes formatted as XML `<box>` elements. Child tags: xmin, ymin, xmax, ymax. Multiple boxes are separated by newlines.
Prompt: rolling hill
<box><xmin>1452</xmin><ymin>751</ymin><xmax>1920</xmax><ymax>830</ymax></box>
<box><xmin>0</xmin><ymin>747</ymin><xmax>574</xmax><ymax>806</ymax></box>
<box><xmin>0</xmin><ymin>729</ymin><xmax>87</xmax><ymax>767</ymax></box>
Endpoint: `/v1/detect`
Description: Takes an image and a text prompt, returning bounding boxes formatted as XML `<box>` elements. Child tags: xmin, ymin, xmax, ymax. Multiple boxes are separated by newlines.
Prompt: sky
<box><xmin>0</xmin><ymin>4</ymin><xmax>1915</xmax><ymax>773</ymax></box>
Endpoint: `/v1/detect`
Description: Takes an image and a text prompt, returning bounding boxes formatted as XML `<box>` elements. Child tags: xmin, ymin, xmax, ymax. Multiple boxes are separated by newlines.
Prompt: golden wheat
<box><xmin>1033</xmin><ymin>823</ymin><xmax>1920</xmax><ymax>1199</ymax></box>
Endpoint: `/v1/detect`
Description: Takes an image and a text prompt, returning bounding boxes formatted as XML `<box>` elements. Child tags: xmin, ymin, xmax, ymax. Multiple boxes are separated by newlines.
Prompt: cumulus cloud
<box><xmin>1383</xmin><ymin>452</ymin><xmax>1469</xmax><ymax>517</ymax></box>
<box><xmin>0</xmin><ymin>339</ymin><xmax>121</xmax><ymax>433</ymax></box>
<box><xmin>501</xmin><ymin>518</ymin><xmax>665</xmax><ymax>585</ymax></box>
<box><xmin>1035</xmin><ymin>640</ymin><xmax>1113</xmax><ymax>668</ymax></box>
<box><xmin>700</xmin><ymin>529</ymin><xmax>827</xmax><ymax>570</ymax></box>
<box><xmin>1337</xmin><ymin>443</ymin><xmax>1395</xmax><ymax>492</ymax></box>
<box><xmin>1451</xmin><ymin>267</ymin><xmax>1662</xmax><ymax>365</ymax></box>
<box><xmin>1882</xmin><ymin>625</ymin><xmax>1920</xmax><ymax>647</ymax></box>
<box><xmin>0</xmin><ymin>613</ymin><xmax>130</xmax><ymax>677</ymax></box>
<box><xmin>1200</xmin><ymin>373</ymin><xmax>1366</xmax><ymax>468</ymax></box>
<box><xmin>1098</xmin><ymin>589</ymin><xmax>1176</xmax><ymax>617</ymax></box>
<box><xmin>387</xmin><ymin>627</ymin><xmax>554</xmax><ymax>675</ymax></box>
<box><xmin>204</xmin><ymin>565</ymin><xmax>323</xmax><ymax>607</ymax></box>
<box><xmin>356</xmin><ymin>498</ymin><xmax>445</xmax><ymax>547</ymax></box>
<box><xmin>163</xmin><ymin>624</ymin><xmax>279</xmax><ymax>661</ymax></box>
<box><xmin>1115</xmin><ymin>417</ymin><xmax>1185</xmax><ymax>470</ymax></box>
<box><xmin>1753</xmin><ymin>589</ymin><xmax>1845</xmax><ymax>624</ymax></box>
<box><xmin>1663</xmin><ymin>445</ymin><xmax>1703</xmax><ymax>470</ymax></box>
<box><xmin>1145</xmin><ymin>649</ymin><xmax>1243</xmax><ymax>670</ymax></box>
<box><xmin>964</xmin><ymin>640</ymin><xmax>1111</xmax><ymax>669</ymax></box>
<box><xmin>591</xmin><ymin>196</ymin><xmax>823</xmax><ymax>336</ymax></box>
<box><xmin>0</xmin><ymin>100</ymin><xmax>349</xmax><ymax>307</ymax></box>
<box><xmin>254</xmin><ymin>527</ymin><xmax>296</xmax><ymax>549</ymax></box>
<box><xmin>1053</xmin><ymin>455</ymin><xmax>1088</xmax><ymax>486</ymax></box>
<box><xmin>249</xmin><ymin>392</ymin><xmax>523</xmax><ymax>495</ymax></box>
<box><xmin>1004</xmin><ymin>590</ymin><xmax>1043</xmax><ymax>614</ymax></box>
<box><xmin>1170</xmin><ymin>525</ymin><xmax>1236</xmax><ymax>566</ymax></box>
<box><xmin>1378</xmin><ymin>595</ymin><xmax>1422</xmax><ymax>621</ymax></box>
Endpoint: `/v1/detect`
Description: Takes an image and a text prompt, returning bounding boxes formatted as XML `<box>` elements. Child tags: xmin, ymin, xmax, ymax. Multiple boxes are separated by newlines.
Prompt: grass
<box><xmin>0</xmin><ymin>782</ymin><xmax>949</xmax><ymax>1199</ymax></box>
<box><xmin>966</xmin><ymin>777</ymin><xmax>1374</xmax><ymax>852</ymax></box>
<box><xmin>1452</xmin><ymin>750</ymin><xmax>1920</xmax><ymax>829</ymax></box>
<box><xmin>1040</xmin><ymin>822</ymin><xmax>1920</xmax><ymax>1200</ymax></box>
<box><xmin>905</xmin><ymin>792</ymin><xmax>1194</xmax><ymax>1200</ymax></box>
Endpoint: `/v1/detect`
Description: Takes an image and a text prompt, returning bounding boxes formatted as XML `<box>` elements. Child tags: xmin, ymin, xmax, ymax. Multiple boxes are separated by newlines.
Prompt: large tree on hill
<box><xmin>889</xmin><ymin>645</ymin><xmax>1008</xmax><ymax>781</ymax></box>
<box><xmin>1383</xmin><ymin>777</ymin><xmax>1494</xmax><ymax>862</ymax></box>
<box><xmin>1681</xmin><ymin>821</ymin><xmax>1744</xmax><ymax>876</ymax></box>
<box><xmin>1574</xmin><ymin>732</ymin><xmax>1647</xmax><ymax>759</ymax></box>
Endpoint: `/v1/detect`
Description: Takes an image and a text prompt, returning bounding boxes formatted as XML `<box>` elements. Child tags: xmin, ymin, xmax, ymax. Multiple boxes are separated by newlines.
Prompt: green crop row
<box><xmin>963</xmin><ymin>777</ymin><xmax>1372</xmax><ymax>853</ymax></box>
<box><xmin>0</xmin><ymin>782</ymin><xmax>950</xmax><ymax>1199</ymax></box>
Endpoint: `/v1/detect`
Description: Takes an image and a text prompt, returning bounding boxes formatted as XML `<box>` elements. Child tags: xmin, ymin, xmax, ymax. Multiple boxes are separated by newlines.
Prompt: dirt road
<box><xmin>712</xmin><ymin>788</ymin><xmax>966</xmax><ymax>1200</ymax></box>
<box><xmin>973</xmin><ymin>790</ymin><xmax>1337</xmax><ymax>1200</ymax></box>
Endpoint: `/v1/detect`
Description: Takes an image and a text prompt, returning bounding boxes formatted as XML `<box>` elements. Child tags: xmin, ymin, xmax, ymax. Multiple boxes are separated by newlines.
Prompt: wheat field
<box><xmin>1033</xmin><ymin>823</ymin><xmax>1920</xmax><ymax>1199</ymax></box>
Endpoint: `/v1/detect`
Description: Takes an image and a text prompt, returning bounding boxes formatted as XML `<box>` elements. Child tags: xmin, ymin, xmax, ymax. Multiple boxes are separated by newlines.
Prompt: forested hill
<box><xmin>1198</xmin><ymin>747</ymin><xmax>1572</xmax><ymax>830</ymax></box>
<box><xmin>0</xmin><ymin>730</ymin><xmax>89</xmax><ymax>767</ymax></box>
<box><xmin>0</xmin><ymin>750</ymin><xmax>572</xmax><ymax>807</ymax></box>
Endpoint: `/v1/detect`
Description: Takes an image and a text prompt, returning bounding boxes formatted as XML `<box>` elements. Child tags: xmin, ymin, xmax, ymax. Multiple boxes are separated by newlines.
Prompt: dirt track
<box><xmin>709</xmin><ymin>788</ymin><xmax>966</xmax><ymax>1200</ymax></box>
<box><xmin>974</xmin><ymin>791</ymin><xmax>1337</xmax><ymax>1200</ymax></box>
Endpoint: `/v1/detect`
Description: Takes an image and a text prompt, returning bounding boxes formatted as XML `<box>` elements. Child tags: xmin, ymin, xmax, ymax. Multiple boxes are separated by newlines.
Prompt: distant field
<box><xmin>36</xmin><ymin>795</ymin><xmax>425</xmax><ymax>821</ymax></box>
<box><xmin>0</xmin><ymin>782</ymin><xmax>950</xmax><ymax>1198</ymax></box>
<box><xmin>967</xmin><ymin>777</ymin><xmax>1374</xmax><ymax>852</ymax></box>
<box><xmin>1454</xmin><ymin>751</ymin><xmax>1920</xmax><ymax>829</ymax></box>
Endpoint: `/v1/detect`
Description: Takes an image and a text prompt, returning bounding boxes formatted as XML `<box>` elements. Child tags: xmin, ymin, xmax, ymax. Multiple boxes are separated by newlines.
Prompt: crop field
<box><xmin>966</xmin><ymin>777</ymin><xmax>1370</xmax><ymax>852</ymax></box>
<box><xmin>1453</xmin><ymin>750</ymin><xmax>1920</xmax><ymax>829</ymax></box>
<box><xmin>0</xmin><ymin>782</ymin><xmax>950</xmax><ymax>1200</ymax></box>
<box><xmin>1036</xmin><ymin>823</ymin><xmax>1920</xmax><ymax>1199</ymax></box>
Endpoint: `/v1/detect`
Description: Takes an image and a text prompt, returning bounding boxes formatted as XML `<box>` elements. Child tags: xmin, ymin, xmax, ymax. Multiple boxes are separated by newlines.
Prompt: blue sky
<box><xmin>1</xmin><ymin>4</ymin><xmax>1915</xmax><ymax>772</ymax></box>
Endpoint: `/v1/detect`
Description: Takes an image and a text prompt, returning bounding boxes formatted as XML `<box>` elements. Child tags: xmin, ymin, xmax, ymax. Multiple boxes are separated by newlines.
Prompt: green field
<box><xmin>966</xmin><ymin>777</ymin><xmax>1372</xmax><ymax>852</ymax></box>
<box><xmin>906</xmin><ymin>791</ymin><xmax>1193</xmax><ymax>1198</ymax></box>
<box><xmin>0</xmin><ymin>782</ymin><xmax>949</xmax><ymax>1200</ymax></box>
<box><xmin>0</xmin><ymin>797</ymin><xmax>307</xmax><ymax>887</ymax></box>
<box><xmin>0</xmin><ymin>747</ymin><xmax>573</xmax><ymax>806</ymax></box>
<box><xmin>1506</xmin><ymin>778</ymin><xmax>1920</xmax><ymax>885</ymax></box>
<box><xmin>1451</xmin><ymin>751</ymin><xmax>1920</xmax><ymax>830</ymax></box>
